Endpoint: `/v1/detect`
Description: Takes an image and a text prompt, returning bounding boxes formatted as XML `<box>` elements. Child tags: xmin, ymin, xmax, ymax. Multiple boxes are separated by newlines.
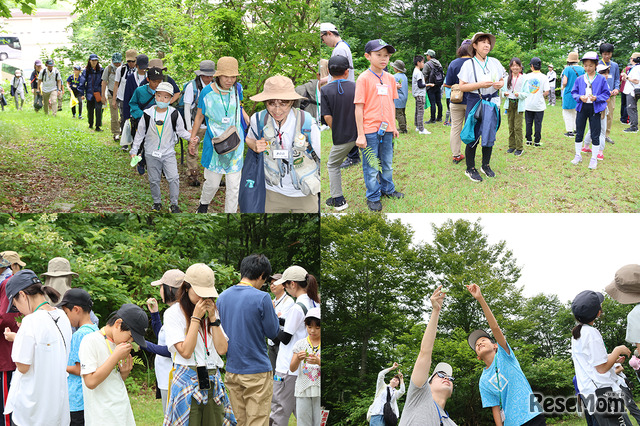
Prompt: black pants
<box><xmin>621</xmin><ymin>93</ymin><xmax>628</xmax><ymax>122</ymax></box>
<box><xmin>575</xmin><ymin>103</ymin><xmax>601</xmax><ymax>145</ymax></box>
<box><xmin>427</xmin><ymin>83</ymin><xmax>443</xmax><ymax>121</ymax></box>
<box><xmin>465</xmin><ymin>144</ymin><xmax>493</xmax><ymax>170</ymax></box>
<box><xmin>525</xmin><ymin>110</ymin><xmax>544</xmax><ymax>143</ymax></box>
<box><xmin>86</xmin><ymin>98</ymin><xmax>103</xmax><ymax>129</ymax></box>
<box><xmin>522</xmin><ymin>414</ymin><xmax>546</xmax><ymax>425</ymax></box>
<box><xmin>347</xmin><ymin>145</ymin><xmax>359</xmax><ymax>161</ymax></box>
<box><xmin>71</xmin><ymin>89</ymin><xmax>83</xmax><ymax>117</ymax></box>
<box><xmin>70</xmin><ymin>410</ymin><xmax>85</xmax><ymax>426</ymax></box>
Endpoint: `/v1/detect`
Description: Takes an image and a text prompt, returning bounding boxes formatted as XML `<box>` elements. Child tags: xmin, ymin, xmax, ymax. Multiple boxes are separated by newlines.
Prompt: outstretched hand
<box><xmin>392</xmin><ymin>362</ymin><xmax>399</xmax><ymax>369</ymax></box>
<box><xmin>466</xmin><ymin>283</ymin><xmax>483</xmax><ymax>300</ymax></box>
<box><xmin>430</xmin><ymin>285</ymin><xmax>445</xmax><ymax>310</ymax></box>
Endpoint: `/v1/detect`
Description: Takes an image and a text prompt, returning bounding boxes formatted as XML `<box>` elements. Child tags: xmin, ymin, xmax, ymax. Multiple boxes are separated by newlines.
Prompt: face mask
<box><xmin>156</xmin><ymin>101</ymin><xmax>169</xmax><ymax>109</ymax></box>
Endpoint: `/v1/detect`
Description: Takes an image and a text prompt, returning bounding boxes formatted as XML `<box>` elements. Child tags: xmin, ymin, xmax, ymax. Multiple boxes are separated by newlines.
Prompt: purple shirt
<box><xmin>571</xmin><ymin>73</ymin><xmax>610</xmax><ymax>113</ymax></box>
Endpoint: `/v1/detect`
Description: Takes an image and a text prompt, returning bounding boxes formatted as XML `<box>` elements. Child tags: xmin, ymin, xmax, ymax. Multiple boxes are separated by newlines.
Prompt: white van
<box><xmin>0</xmin><ymin>36</ymin><xmax>22</xmax><ymax>61</ymax></box>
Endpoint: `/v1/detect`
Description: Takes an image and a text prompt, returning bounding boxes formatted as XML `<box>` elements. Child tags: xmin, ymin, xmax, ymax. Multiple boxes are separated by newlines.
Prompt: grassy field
<box><xmin>320</xmin><ymin>93</ymin><xmax>640</xmax><ymax>213</ymax></box>
<box><xmin>0</xmin><ymin>93</ymin><xmax>228</xmax><ymax>213</ymax></box>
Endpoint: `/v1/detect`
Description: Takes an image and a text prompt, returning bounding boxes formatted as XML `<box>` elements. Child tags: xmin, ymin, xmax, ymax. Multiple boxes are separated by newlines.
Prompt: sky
<box><xmin>388</xmin><ymin>213</ymin><xmax>639</xmax><ymax>304</ymax></box>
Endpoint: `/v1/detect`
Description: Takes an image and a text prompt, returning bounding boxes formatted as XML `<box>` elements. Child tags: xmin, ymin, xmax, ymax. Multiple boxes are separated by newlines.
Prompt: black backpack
<box><xmin>383</xmin><ymin>387</ymin><xmax>398</xmax><ymax>426</ymax></box>
<box><xmin>431</xmin><ymin>63</ymin><xmax>444</xmax><ymax>85</ymax></box>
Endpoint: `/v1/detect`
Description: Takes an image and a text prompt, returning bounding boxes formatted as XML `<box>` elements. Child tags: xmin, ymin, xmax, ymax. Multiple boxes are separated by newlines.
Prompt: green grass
<box><xmin>321</xmin><ymin>94</ymin><xmax>640</xmax><ymax>212</ymax></box>
<box><xmin>0</xmin><ymin>93</ymin><xmax>229</xmax><ymax>213</ymax></box>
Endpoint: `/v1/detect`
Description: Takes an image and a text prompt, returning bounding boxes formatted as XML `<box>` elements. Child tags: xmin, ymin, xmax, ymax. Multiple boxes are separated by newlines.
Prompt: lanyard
<box><xmin>434</xmin><ymin>402</ymin><xmax>449</xmax><ymax>425</ymax></box>
<box><xmin>473</xmin><ymin>57</ymin><xmax>488</xmax><ymax>74</ymax></box>
<box><xmin>331</xmin><ymin>78</ymin><xmax>348</xmax><ymax>95</ymax></box>
<box><xmin>215</xmin><ymin>82</ymin><xmax>232</xmax><ymax>117</ymax></box>
<box><xmin>193</xmin><ymin>322</ymin><xmax>211</xmax><ymax>365</ymax></box>
<box><xmin>306</xmin><ymin>336</ymin><xmax>320</xmax><ymax>354</ymax></box>
<box><xmin>34</xmin><ymin>301</ymin><xmax>49</xmax><ymax>312</ymax></box>
<box><xmin>510</xmin><ymin>74</ymin><xmax>520</xmax><ymax>94</ymax></box>
<box><xmin>154</xmin><ymin>108</ymin><xmax>169</xmax><ymax>150</ymax></box>
<box><xmin>585</xmin><ymin>73</ymin><xmax>595</xmax><ymax>87</ymax></box>
<box><xmin>495</xmin><ymin>362</ymin><xmax>503</xmax><ymax>409</ymax></box>
<box><xmin>368</xmin><ymin>68</ymin><xmax>384</xmax><ymax>85</ymax></box>
<box><xmin>100</xmin><ymin>329</ymin><xmax>119</xmax><ymax>371</ymax></box>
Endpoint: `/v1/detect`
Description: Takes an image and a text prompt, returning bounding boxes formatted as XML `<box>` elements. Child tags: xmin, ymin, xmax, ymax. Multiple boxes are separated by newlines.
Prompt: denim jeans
<box><xmin>361</xmin><ymin>131</ymin><xmax>395</xmax><ymax>202</ymax></box>
<box><xmin>369</xmin><ymin>414</ymin><xmax>385</xmax><ymax>426</ymax></box>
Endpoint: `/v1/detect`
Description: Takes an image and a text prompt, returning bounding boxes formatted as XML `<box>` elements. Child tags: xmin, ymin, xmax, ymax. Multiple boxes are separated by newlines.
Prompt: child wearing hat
<box><xmin>3</xmin><ymin>270</ymin><xmax>73</xmax><ymax>426</ymax></box>
<box><xmin>546</xmin><ymin>64</ymin><xmax>556</xmax><ymax>106</ymax></box>
<box><xmin>67</xmin><ymin>65</ymin><xmax>84</xmax><ymax>119</ymax></box>
<box><xmin>570</xmin><ymin>52</ymin><xmax>611</xmax><ymax>170</ymax></box>
<box><xmin>79</xmin><ymin>303</ymin><xmax>147</xmax><ymax>426</ymax></box>
<box><xmin>571</xmin><ymin>289</ymin><xmax>632</xmax><ymax>425</ymax></box>
<box><xmin>290</xmin><ymin>307</ymin><xmax>321</xmax><ymax>426</ymax></box>
<box><xmin>583</xmin><ymin>63</ymin><xmax>613</xmax><ymax>160</ymax></box>
<box><xmin>392</xmin><ymin>60</ymin><xmax>409</xmax><ymax>134</ymax></box>
<box><xmin>9</xmin><ymin>70</ymin><xmax>26</xmax><ymax>111</ymax></box>
<box><xmin>38</xmin><ymin>59</ymin><xmax>63</xmax><ymax>116</ymax></box>
<box><xmin>58</xmin><ymin>288</ymin><xmax>99</xmax><ymax>426</ymax></box>
<box><xmin>131</xmin><ymin>80</ymin><xmax>191</xmax><ymax>213</ymax></box>
<box><xmin>466</xmin><ymin>283</ymin><xmax>545</xmax><ymax>426</ymax></box>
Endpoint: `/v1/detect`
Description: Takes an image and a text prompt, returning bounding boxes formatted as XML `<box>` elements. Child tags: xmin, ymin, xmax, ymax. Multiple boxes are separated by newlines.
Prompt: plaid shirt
<box><xmin>163</xmin><ymin>364</ymin><xmax>237</xmax><ymax>426</ymax></box>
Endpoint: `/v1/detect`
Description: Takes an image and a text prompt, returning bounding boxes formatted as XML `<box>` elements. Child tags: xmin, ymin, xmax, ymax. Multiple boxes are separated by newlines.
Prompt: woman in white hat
<box><xmin>163</xmin><ymin>264</ymin><xmax>233</xmax><ymax>425</ymax></box>
<box><xmin>189</xmin><ymin>57</ymin><xmax>249</xmax><ymax>214</ymax></box>
<box><xmin>246</xmin><ymin>75</ymin><xmax>321</xmax><ymax>213</ymax></box>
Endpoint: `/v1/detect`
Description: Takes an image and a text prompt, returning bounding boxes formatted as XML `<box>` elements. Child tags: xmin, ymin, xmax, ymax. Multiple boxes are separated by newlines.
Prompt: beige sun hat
<box><xmin>273</xmin><ymin>265</ymin><xmax>308</xmax><ymax>285</ymax></box>
<box><xmin>605</xmin><ymin>265</ymin><xmax>640</xmax><ymax>304</ymax></box>
<box><xmin>151</xmin><ymin>269</ymin><xmax>185</xmax><ymax>288</ymax></box>
<box><xmin>213</xmin><ymin>57</ymin><xmax>239</xmax><ymax>77</ymax></box>
<box><xmin>250</xmin><ymin>75</ymin><xmax>306</xmax><ymax>102</ymax></box>
<box><xmin>1</xmin><ymin>251</ymin><xmax>25</xmax><ymax>267</ymax></box>
<box><xmin>148</xmin><ymin>58</ymin><xmax>167</xmax><ymax>71</ymax></box>
<box><xmin>184</xmin><ymin>263</ymin><xmax>218</xmax><ymax>298</ymax></box>
<box><xmin>567</xmin><ymin>51</ymin><xmax>580</xmax><ymax>63</ymax></box>
<box><xmin>471</xmin><ymin>32</ymin><xmax>496</xmax><ymax>51</ymax></box>
<box><xmin>41</xmin><ymin>257</ymin><xmax>78</xmax><ymax>277</ymax></box>
<box><xmin>125</xmin><ymin>49</ymin><xmax>138</xmax><ymax>61</ymax></box>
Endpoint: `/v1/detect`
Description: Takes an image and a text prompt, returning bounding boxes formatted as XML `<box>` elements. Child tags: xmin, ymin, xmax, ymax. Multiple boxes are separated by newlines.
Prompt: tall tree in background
<box><xmin>587</xmin><ymin>0</ymin><xmax>640</xmax><ymax>62</ymax></box>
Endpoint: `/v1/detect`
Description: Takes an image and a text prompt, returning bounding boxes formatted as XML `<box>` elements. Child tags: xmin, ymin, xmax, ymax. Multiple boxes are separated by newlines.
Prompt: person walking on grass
<box><xmin>502</xmin><ymin>57</ymin><xmax>528</xmax><ymax>156</ymax></box>
<box><xmin>582</xmin><ymin>63</ymin><xmax>612</xmax><ymax>161</ymax></box>
<box><xmin>79</xmin><ymin>54</ymin><xmax>104</xmax><ymax>132</ymax></box>
<box><xmin>38</xmin><ymin>59</ymin><xmax>63</xmax><ymax>116</ymax></box>
<box><xmin>467</xmin><ymin>283</ymin><xmax>546</xmax><ymax>426</ymax></box>
<box><xmin>423</xmin><ymin>49</ymin><xmax>444</xmax><ymax>124</ymax></box>
<box><xmin>102</xmin><ymin>52</ymin><xmax>123</xmax><ymax>142</ymax></box>
<box><xmin>30</xmin><ymin>59</ymin><xmax>43</xmax><ymax>112</ymax></box>
<box><xmin>412</xmin><ymin>55</ymin><xmax>431</xmax><ymax>135</ymax></box>
<box><xmin>444</xmin><ymin>39</ymin><xmax>472</xmax><ymax>165</ymax></box>
<box><xmin>522</xmin><ymin>57</ymin><xmax>549</xmax><ymax>148</ymax></box>
<box><xmin>67</xmin><ymin>65</ymin><xmax>83</xmax><ymax>119</ymax></box>
<box><xmin>10</xmin><ymin>70</ymin><xmax>26</xmax><ymax>111</ymax></box>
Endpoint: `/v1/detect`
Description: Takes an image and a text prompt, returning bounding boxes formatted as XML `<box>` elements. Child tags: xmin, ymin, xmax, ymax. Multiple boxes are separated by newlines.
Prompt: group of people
<box><xmin>319</xmin><ymin>24</ymin><xmax>640</xmax><ymax>211</ymax></box>
<box><xmin>369</xmin><ymin>264</ymin><xmax>640</xmax><ymax>426</ymax></box>
<box><xmin>0</xmin><ymin>250</ymin><xmax>322</xmax><ymax>426</ymax></box>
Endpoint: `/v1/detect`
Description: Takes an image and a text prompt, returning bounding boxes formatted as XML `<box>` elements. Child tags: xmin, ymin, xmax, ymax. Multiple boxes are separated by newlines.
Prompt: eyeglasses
<box><xmin>435</xmin><ymin>371</ymin><xmax>454</xmax><ymax>381</ymax></box>
<box><xmin>266</xmin><ymin>100</ymin><xmax>292</xmax><ymax>109</ymax></box>
<box><xmin>320</xmin><ymin>32</ymin><xmax>328</xmax><ymax>39</ymax></box>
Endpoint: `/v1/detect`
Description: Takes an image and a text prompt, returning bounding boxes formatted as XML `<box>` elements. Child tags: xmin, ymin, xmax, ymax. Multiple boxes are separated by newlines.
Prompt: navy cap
<box><xmin>57</xmin><ymin>288</ymin><xmax>93</xmax><ymax>310</ymax></box>
<box><xmin>6</xmin><ymin>270</ymin><xmax>42</xmax><ymax>313</ymax></box>
<box><xmin>328</xmin><ymin>55</ymin><xmax>351</xmax><ymax>74</ymax></box>
<box><xmin>89</xmin><ymin>53</ymin><xmax>99</xmax><ymax>61</ymax></box>
<box><xmin>365</xmin><ymin>39</ymin><xmax>396</xmax><ymax>54</ymax></box>
<box><xmin>117</xmin><ymin>304</ymin><xmax>148</xmax><ymax>349</ymax></box>
<box><xmin>572</xmin><ymin>290</ymin><xmax>604</xmax><ymax>324</ymax></box>
<box><xmin>136</xmin><ymin>54</ymin><xmax>149</xmax><ymax>70</ymax></box>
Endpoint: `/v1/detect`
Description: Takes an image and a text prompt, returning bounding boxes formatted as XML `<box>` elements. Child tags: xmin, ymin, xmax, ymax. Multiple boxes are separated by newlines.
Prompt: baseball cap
<box><xmin>305</xmin><ymin>307</ymin><xmax>321</xmax><ymax>320</ymax></box>
<box><xmin>320</xmin><ymin>23</ymin><xmax>337</xmax><ymax>33</ymax></box>
<box><xmin>184</xmin><ymin>264</ymin><xmax>218</xmax><ymax>298</ymax></box>
<box><xmin>428</xmin><ymin>362</ymin><xmax>453</xmax><ymax>382</ymax></box>
<box><xmin>136</xmin><ymin>54</ymin><xmax>149</xmax><ymax>70</ymax></box>
<box><xmin>365</xmin><ymin>39</ymin><xmax>396</xmax><ymax>54</ymax></box>
<box><xmin>571</xmin><ymin>290</ymin><xmax>604</xmax><ymax>324</ymax></box>
<box><xmin>581</xmin><ymin>51</ymin><xmax>599</xmax><ymax>62</ymax></box>
<box><xmin>147</xmin><ymin>67</ymin><xmax>163</xmax><ymax>81</ymax></box>
<box><xmin>425</xmin><ymin>49</ymin><xmax>436</xmax><ymax>58</ymax></box>
<box><xmin>0</xmin><ymin>255</ymin><xmax>10</xmax><ymax>268</ymax></box>
<box><xmin>116</xmin><ymin>304</ymin><xmax>148</xmax><ymax>349</ymax></box>
<box><xmin>45</xmin><ymin>59</ymin><xmax>54</xmax><ymax>66</ymax></box>
<box><xmin>1</xmin><ymin>251</ymin><xmax>25</xmax><ymax>267</ymax></box>
<box><xmin>468</xmin><ymin>329</ymin><xmax>493</xmax><ymax>351</ymax></box>
<box><xmin>57</xmin><ymin>288</ymin><xmax>93</xmax><ymax>310</ymax></box>
<box><xmin>530</xmin><ymin>57</ymin><xmax>542</xmax><ymax>67</ymax></box>
<box><xmin>89</xmin><ymin>53</ymin><xmax>99</xmax><ymax>61</ymax></box>
<box><xmin>5</xmin><ymin>270</ymin><xmax>41</xmax><ymax>313</ymax></box>
<box><xmin>112</xmin><ymin>52</ymin><xmax>123</xmax><ymax>64</ymax></box>
<box><xmin>596</xmin><ymin>63</ymin><xmax>610</xmax><ymax>73</ymax></box>
<box><xmin>269</xmin><ymin>273</ymin><xmax>283</xmax><ymax>282</ymax></box>
<box><xmin>274</xmin><ymin>266</ymin><xmax>308</xmax><ymax>285</ymax></box>
<box><xmin>151</xmin><ymin>269</ymin><xmax>185</xmax><ymax>288</ymax></box>
<box><xmin>328</xmin><ymin>55</ymin><xmax>351</xmax><ymax>75</ymax></box>
<box><xmin>73</xmin><ymin>65</ymin><xmax>82</xmax><ymax>70</ymax></box>
<box><xmin>155</xmin><ymin>82</ymin><xmax>174</xmax><ymax>96</ymax></box>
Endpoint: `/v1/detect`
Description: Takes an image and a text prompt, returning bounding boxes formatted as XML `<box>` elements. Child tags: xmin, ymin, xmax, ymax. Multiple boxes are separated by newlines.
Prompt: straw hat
<box><xmin>250</xmin><ymin>75</ymin><xmax>305</xmax><ymax>102</ymax></box>
<box><xmin>213</xmin><ymin>57</ymin><xmax>239</xmax><ymax>77</ymax></box>
<box><xmin>471</xmin><ymin>32</ymin><xmax>496</xmax><ymax>51</ymax></box>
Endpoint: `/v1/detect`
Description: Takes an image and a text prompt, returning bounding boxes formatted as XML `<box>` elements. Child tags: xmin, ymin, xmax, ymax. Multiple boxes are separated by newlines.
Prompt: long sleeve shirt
<box><xmin>130</xmin><ymin>106</ymin><xmax>191</xmax><ymax>157</ymax></box>
<box><xmin>572</xmin><ymin>73</ymin><xmax>611</xmax><ymax>113</ymax></box>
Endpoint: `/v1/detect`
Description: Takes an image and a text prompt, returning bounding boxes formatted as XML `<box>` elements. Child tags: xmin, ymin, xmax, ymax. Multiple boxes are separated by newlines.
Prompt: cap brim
<box><xmin>130</xmin><ymin>330</ymin><xmax>147</xmax><ymax>349</ymax></box>
<box><xmin>605</xmin><ymin>281</ymin><xmax>640</xmax><ymax>304</ymax></box>
<box><xmin>429</xmin><ymin>362</ymin><xmax>453</xmax><ymax>382</ymax></box>
<box><xmin>273</xmin><ymin>278</ymin><xmax>286</xmax><ymax>286</ymax></box>
<box><xmin>191</xmin><ymin>284</ymin><xmax>218</xmax><ymax>298</ymax></box>
<box><xmin>150</xmin><ymin>279</ymin><xmax>163</xmax><ymax>286</ymax></box>
<box><xmin>468</xmin><ymin>329</ymin><xmax>491</xmax><ymax>350</ymax></box>
<box><xmin>6</xmin><ymin>297</ymin><xmax>15</xmax><ymax>313</ymax></box>
<box><xmin>249</xmin><ymin>93</ymin><xmax>306</xmax><ymax>102</ymax></box>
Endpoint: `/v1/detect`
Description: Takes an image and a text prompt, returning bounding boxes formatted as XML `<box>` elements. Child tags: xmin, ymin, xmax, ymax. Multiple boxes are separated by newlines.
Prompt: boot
<box><xmin>187</xmin><ymin>170</ymin><xmax>201</xmax><ymax>187</ymax></box>
<box><xmin>196</xmin><ymin>203</ymin><xmax>208</xmax><ymax>213</ymax></box>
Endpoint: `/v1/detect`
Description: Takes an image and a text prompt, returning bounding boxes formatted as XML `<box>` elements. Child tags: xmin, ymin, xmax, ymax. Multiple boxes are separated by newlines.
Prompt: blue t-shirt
<box><xmin>561</xmin><ymin>65</ymin><xmax>585</xmax><ymax>109</ymax></box>
<box><xmin>393</xmin><ymin>73</ymin><xmax>408</xmax><ymax>108</ymax></box>
<box><xmin>479</xmin><ymin>344</ymin><xmax>542</xmax><ymax>426</ymax></box>
<box><xmin>68</xmin><ymin>323</ymin><xmax>99</xmax><ymax>412</ymax></box>
<box><xmin>217</xmin><ymin>285</ymin><xmax>280</xmax><ymax>374</ymax></box>
<box><xmin>445</xmin><ymin>57</ymin><xmax>471</xmax><ymax>104</ymax></box>
<box><xmin>198</xmin><ymin>83</ymin><xmax>245</xmax><ymax>174</ymax></box>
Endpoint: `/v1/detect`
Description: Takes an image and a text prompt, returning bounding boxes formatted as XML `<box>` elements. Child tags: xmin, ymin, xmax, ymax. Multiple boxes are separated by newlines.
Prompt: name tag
<box><xmin>221</xmin><ymin>117</ymin><xmax>230</xmax><ymax>124</ymax></box>
<box><xmin>377</xmin><ymin>84</ymin><xmax>388</xmax><ymax>95</ymax></box>
<box><xmin>206</xmin><ymin>359</ymin><xmax>216</xmax><ymax>370</ymax></box>
<box><xmin>478</xmin><ymin>73</ymin><xmax>492</xmax><ymax>83</ymax></box>
<box><xmin>152</xmin><ymin>151</ymin><xmax>162</xmax><ymax>158</ymax></box>
<box><xmin>273</xmin><ymin>150</ymin><xmax>288</xmax><ymax>159</ymax></box>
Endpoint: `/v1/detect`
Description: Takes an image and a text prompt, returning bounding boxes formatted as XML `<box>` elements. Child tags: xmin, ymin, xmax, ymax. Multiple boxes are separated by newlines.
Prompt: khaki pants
<box><xmin>187</xmin><ymin>127</ymin><xmax>205</xmax><ymax>179</ymax></box>
<box><xmin>605</xmin><ymin>95</ymin><xmax>615</xmax><ymax>138</ymax></box>
<box><xmin>43</xmin><ymin>91</ymin><xmax>58</xmax><ymax>115</ymax></box>
<box><xmin>189</xmin><ymin>383</ymin><xmax>225</xmax><ymax>426</ymax></box>
<box><xmin>265</xmin><ymin>190</ymin><xmax>318</xmax><ymax>213</ymax></box>
<box><xmin>327</xmin><ymin>141</ymin><xmax>356</xmax><ymax>199</ymax></box>
<box><xmin>108</xmin><ymin>91</ymin><xmax>120</xmax><ymax>136</ymax></box>
<box><xmin>225</xmin><ymin>371</ymin><xmax>273</xmax><ymax>426</ymax></box>
<box><xmin>449</xmin><ymin>102</ymin><xmax>466</xmax><ymax>156</ymax></box>
<box><xmin>507</xmin><ymin>100</ymin><xmax>524</xmax><ymax>150</ymax></box>
<box><xmin>199</xmin><ymin>168</ymin><xmax>241</xmax><ymax>213</ymax></box>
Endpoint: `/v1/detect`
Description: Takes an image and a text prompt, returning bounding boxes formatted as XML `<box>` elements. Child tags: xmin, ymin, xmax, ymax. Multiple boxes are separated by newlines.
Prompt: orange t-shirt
<box><xmin>354</xmin><ymin>69</ymin><xmax>399</xmax><ymax>134</ymax></box>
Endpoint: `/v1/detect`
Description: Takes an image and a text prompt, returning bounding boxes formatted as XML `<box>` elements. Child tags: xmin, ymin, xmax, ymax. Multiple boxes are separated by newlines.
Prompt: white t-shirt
<box><xmin>291</xmin><ymin>337</ymin><xmax>321</xmax><ymax>397</ymax></box>
<box><xmin>183</xmin><ymin>78</ymin><xmax>207</xmax><ymax>130</ymax></box>
<box><xmin>275</xmin><ymin>294</ymin><xmax>318</xmax><ymax>375</ymax></box>
<box><xmin>115</xmin><ymin>65</ymin><xmax>136</xmax><ymax>101</ymax></box>
<box><xmin>458</xmin><ymin>57</ymin><xmax>506</xmax><ymax>106</ymax></box>
<box><xmin>412</xmin><ymin>67</ymin><xmax>426</xmax><ymax>97</ymax></box>
<box><xmin>572</xmin><ymin>324</ymin><xmax>620</xmax><ymax>405</ymax></box>
<box><xmin>623</xmin><ymin>65</ymin><xmax>640</xmax><ymax>96</ymax></box>
<box><xmin>248</xmin><ymin>109</ymin><xmax>321</xmax><ymax>198</ymax></box>
<box><xmin>39</xmin><ymin>68</ymin><xmax>61</xmax><ymax>93</ymax></box>
<box><xmin>4</xmin><ymin>308</ymin><xmax>72</xmax><ymax>426</ymax></box>
<box><xmin>155</xmin><ymin>325</ymin><xmax>172</xmax><ymax>390</ymax></box>
<box><xmin>163</xmin><ymin>303</ymin><xmax>225</xmax><ymax>368</ymax></box>
<box><xmin>268</xmin><ymin>293</ymin><xmax>295</xmax><ymax>346</ymax></box>
<box><xmin>523</xmin><ymin>71</ymin><xmax>550</xmax><ymax>112</ymax></box>
<box><xmin>79</xmin><ymin>331</ymin><xmax>136</xmax><ymax>426</ymax></box>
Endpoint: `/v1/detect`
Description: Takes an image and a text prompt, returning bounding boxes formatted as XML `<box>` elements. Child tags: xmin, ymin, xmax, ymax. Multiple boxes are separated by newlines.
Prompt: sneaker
<box><xmin>534</xmin><ymin>142</ymin><xmax>542</xmax><ymax>147</ymax></box>
<box><xmin>114</xmin><ymin>134</ymin><xmax>120</xmax><ymax>142</ymax></box>
<box><xmin>325</xmin><ymin>197</ymin><xmax>349</xmax><ymax>211</ymax></box>
<box><xmin>581</xmin><ymin>147</ymin><xmax>592</xmax><ymax>153</ymax></box>
<box><xmin>465</xmin><ymin>168</ymin><xmax>483</xmax><ymax>182</ymax></box>
<box><xmin>564</xmin><ymin>131</ymin><xmax>575</xmax><ymax>137</ymax></box>
<box><xmin>72</xmin><ymin>115</ymin><xmax>76</xmax><ymax>119</ymax></box>
<box><xmin>452</xmin><ymin>155</ymin><xmax>465</xmax><ymax>164</ymax></box>
<box><xmin>605</xmin><ymin>136</ymin><xmax>614</xmax><ymax>145</ymax></box>
<box><xmin>95</xmin><ymin>127</ymin><xmax>102</xmax><ymax>132</ymax></box>
<box><xmin>367</xmin><ymin>200</ymin><xmax>383</xmax><ymax>212</ymax></box>
<box><xmin>435</xmin><ymin>118</ymin><xmax>442</xmax><ymax>122</ymax></box>
<box><xmin>137</xmin><ymin>162</ymin><xmax>146</xmax><ymax>175</ymax></box>
<box><xmin>340</xmin><ymin>157</ymin><xmax>361</xmax><ymax>169</ymax></box>
<box><xmin>424</xmin><ymin>119</ymin><xmax>436</xmax><ymax>124</ymax></box>
<box><xmin>444</xmin><ymin>122</ymin><xmax>452</xmax><ymax>127</ymax></box>
<box><xmin>526</xmin><ymin>140</ymin><xmax>533</xmax><ymax>146</ymax></box>
<box><xmin>170</xmin><ymin>204</ymin><xmax>181</xmax><ymax>213</ymax></box>
<box><xmin>506</xmin><ymin>148</ymin><xmax>515</xmax><ymax>153</ymax></box>
<box><xmin>597</xmin><ymin>152</ymin><xmax>604</xmax><ymax>161</ymax></box>
<box><xmin>588</xmin><ymin>158</ymin><xmax>598</xmax><ymax>170</ymax></box>
<box><xmin>78</xmin><ymin>116</ymin><xmax>83</xmax><ymax>119</ymax></box>
<box><xmin>514</xmin><ymin>149</ymin><xmax>523</xmax><ymax>156</ymax></box>
<box><xmin>196</xmin><ymin>203</ymin><xmax>209</xmax><ymax>213</ymax></box>
<box><xmin>570</xmin><ymin>155</ymin><xmax>582</xmax><ymax>165</ymax></box>
<box><xmin>418</xmin><ymin>129</ymin><xmax>431</xmax><ymax>135</ymax></box>
<box><xmin>624</xmin><ymin>127</ymin><xmax>638</xmax><ymax>133</ymax></box>
<box><xmin>382</xmin><ymin>191</ymin><xmax>404</xmax><ymax>199</ymax></box>
<box><xmin>151</xmin><ymin>203</ymin><xmax>162</xmax><ymax>211</ymax></box>
<box><xmin>481</xmin><ymin>164</ymin><xmax>496</xmax><ymax>178</ymax></box>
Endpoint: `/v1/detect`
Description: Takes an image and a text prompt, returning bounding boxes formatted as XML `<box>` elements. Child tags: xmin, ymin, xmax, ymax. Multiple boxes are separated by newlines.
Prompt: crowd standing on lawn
<box><xmin>0</xmin><ymin>249</ymin><xmax>321</xmax><ymax>426</ymax></box>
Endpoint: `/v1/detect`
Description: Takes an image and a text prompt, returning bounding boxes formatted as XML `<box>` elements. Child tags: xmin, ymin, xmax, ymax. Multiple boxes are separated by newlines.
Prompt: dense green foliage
<box><xmin>321</xmin><ymin>214</ymin><xmax>635</xmax><ymax>425</ymax></box>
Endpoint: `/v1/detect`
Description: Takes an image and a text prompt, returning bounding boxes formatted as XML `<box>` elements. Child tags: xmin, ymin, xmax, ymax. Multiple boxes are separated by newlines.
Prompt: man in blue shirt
<box><xmin>467</xmin><ymin>284</ymin><xmax>546</xmax><ymax>426</ymax></box>
<box><xmin>392</xmin><ymin>60</ymin><xmax>409</xmax><ymax>134</ymax></box>
<box><xmin>217</xmin><ymin>254</ymin><xmax>280</xmax><ymax>426</ymax></box>
<box><xmin>599</xmin><ymin>43</ymin><xmax>621</xmax><ymax>144</ymax></box>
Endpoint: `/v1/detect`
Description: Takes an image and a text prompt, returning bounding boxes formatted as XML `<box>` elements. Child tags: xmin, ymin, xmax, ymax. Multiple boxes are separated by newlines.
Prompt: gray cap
<box><xmin>195</xmin><ymin>60</ymin><xmax>216</xmax><ymax>77</ymax></box>
<box><xmin>572</xmin><ymin>290</ymin><xmax>604</xmax><ymax>324</ymax></box>
<box><xmin>116</xmin><ymin>304</ymin><xmax>149</xmax><ymax>349</ymax></box>
<box><xmin>468</xmin><ymin>329</ymin><xmax>492</xmax><ymax>351</ymax></box>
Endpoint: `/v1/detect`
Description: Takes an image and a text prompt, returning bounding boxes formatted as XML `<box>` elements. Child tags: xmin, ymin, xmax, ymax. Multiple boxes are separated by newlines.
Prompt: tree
<box><xmin>586</xmin><ymin>0</ymin><xmax>640</xmax><ymax>64</ymax></box>
<box><xmin>0</xmin><ymin>0</ymin><xmax>35</xmax><ymax>19</ymax></box>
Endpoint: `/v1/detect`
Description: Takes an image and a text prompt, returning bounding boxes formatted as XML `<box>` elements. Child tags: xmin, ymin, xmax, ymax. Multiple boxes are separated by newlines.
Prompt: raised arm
<box><xmin>467</xmin><ymin>284</ymin><xmax>508</xmax><ymax>354</ymax></box>
<box><xmin>411</xmin><ymin>286</ymin><xmax>445</xmax><ymax>387</ymax></box>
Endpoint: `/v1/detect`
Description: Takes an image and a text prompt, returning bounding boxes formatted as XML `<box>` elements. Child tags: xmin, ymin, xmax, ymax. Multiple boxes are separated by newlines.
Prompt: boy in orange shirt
<box><xmin>354</xmin><ymin>39</ymin><xmax>404</xmax><ymax>212</ymax></box>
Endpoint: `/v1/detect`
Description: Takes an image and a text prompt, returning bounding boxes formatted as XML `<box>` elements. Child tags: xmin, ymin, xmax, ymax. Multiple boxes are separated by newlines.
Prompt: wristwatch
<box><xmin>211</xmin><ymin>319</ymin><xmax>221</xmax><ymax>327</ymax></box>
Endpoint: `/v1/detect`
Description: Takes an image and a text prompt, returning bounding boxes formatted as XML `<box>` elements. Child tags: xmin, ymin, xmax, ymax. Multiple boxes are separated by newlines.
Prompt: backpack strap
<box><xmin>256</xmin><ymin>109</ymin><xmax>269</xmax><ymax>139</ymax></box>
<box><xmin>171</xmin><ymin>109</ymin><xmax>179</xmax><ymax>132</ymax></box>
<box><xmin>296</xmin><ymin>302</ymin><xmax>308</xmax><ymax>315</ymax></box>
<box><xmin>143</xmin><ymin>111</ymin><xmax>151</xmax><ymax>133</ymax></box>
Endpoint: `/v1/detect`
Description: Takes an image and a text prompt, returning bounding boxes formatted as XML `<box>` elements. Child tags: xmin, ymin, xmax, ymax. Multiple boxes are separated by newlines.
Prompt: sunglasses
<box><xmin>266</xmin><ymin>100</ymin><xmax>292</xmax><ymax>108</ymax></box>
<box><xmin>435</xmin><ymin>371</ymin><xmax>455</xmax><ymax>381</ymax></box>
